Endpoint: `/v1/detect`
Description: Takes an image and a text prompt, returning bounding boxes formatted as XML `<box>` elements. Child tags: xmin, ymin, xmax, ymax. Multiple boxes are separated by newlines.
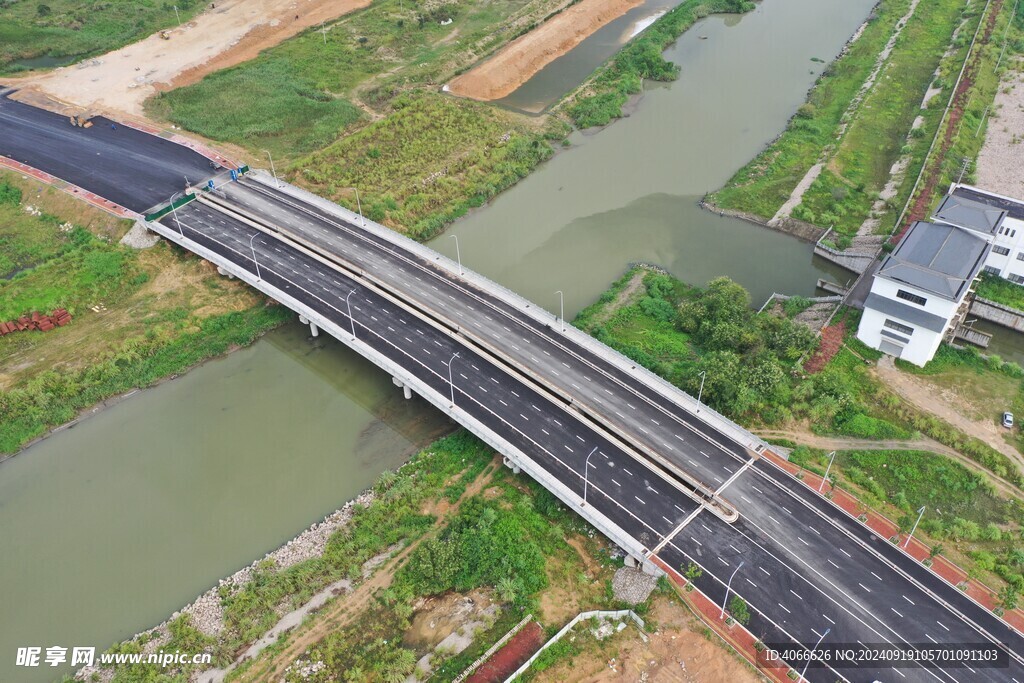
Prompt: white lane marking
<box><xmin>611</xmin><ymin>479</ymin><xmax>621</xmax><ymax>487</ymax></box>
<box><xmin>891</xmin><ymin>607</ymin><xmax>904</xmax><ymax>618</ymax></box>
<box><xmin>634</xmin><ymin>496</ymin><xmax>646</xmax><ymax>505</ymax></box>
<box><xmin>839</xmin><ymin>548</ymin><xmax>852</xmax><ymax>558</ymax></box>
<box><xmin>936</xmin><ymin>620</ymin><xmax>949</xmax><ymax>632</ymax></box>
<box><xmin>662</xmin><ymin>516</ymin><xmax>673</xmax><ymax>524</ymax></box>
<box><xmin>759</xmin><ymin>567</ymin><xmax>771</xmax><ymax>576</ymax></box>
<box><xmin>576</xmin><ymin>435</ymin><xmax>585</xmax><ymax>443</ymax></box>
<box><xmin>622</xmin><ymin>468</ymin><xmax>633</xmax><ymax>476</ymax></box>
<box><xmin>717</xmin><ymin>557</ymin><xmax>729</xmax><ymax>566</ymax></box>
<box><xmin>745</xmin><ymin>578</ymin><xmax>757</xmax><ymax>588</ymax></box>
<box><xmin>511</xmin><ymin>390</ymin><xmax>519</xmax><ymax>398</ymax></box>
<box><xmin>809</xmin><ymin>526</ymin><xmax>821</xmax><ymax>535</ymax></box>
<box><xmin>827</xmin><ymin>559</ymin><xmax>840</xmax><ymax>569</ymax></box>
<box><xmin>690</xmin><ymin>537</ymin><xmax>702</xmax><ymax>547</ymax></box>
<box><xmin>822</xmin><ymin>615</ymin><xmax>835</xmax><ymax>625</ymax></box>
<box><xmin>768</xmin><ymin>515</ymin><xmax>781</xmax><ymax>525</ymax></box>
<box><xmin>541</xmin><ymin>429</ymin><xmax>549</xmax><ymax>436</ymax></box>
<box><xmin>871</xmin><ymin>571</ymin><xmax>884</xmax><ymax>581</ymax></box>
<box><xmin>564</xmin><ymin>445</ymin><xmax>574</xmax><ymax>453</ymax></box>
<box><xmin>789</xmin><ymin>589</ymin><xmax>803</xmax><ymax>601</ymax></box>
<box><xmin>751</xmin><ymin>485</ymin><xmax>764</xmax><ymax>494</ymax></box>
<box><xmin>797</xmin><ymin>537</ymin><xmax>809</xmax><ymax>546</ymax></box>
<box><xmin>490</xmin><ymin>377</ymin><xmax>499</xmax><ymax>384</ymax></box>
<box><xmin>674</xmin><ymin>505</ymin><xmax>686</xmax><ymax>513</ymax></box>
<box><xmin>519</xmin><ymin>414</ymin><xmax>529</xmax><ymax>421</ymax></box>
<box><xmin>858</xmin><ymin>583</ymin><xmax>872</xmax><ymax>593</ymax></box>
<box><xmin>459</xmin><ymin>373</ymin><xmax>469</xmax><ymax>380</ymax></box>
<box><xmin>499</xmin><ymin>400</ymin><xmax>508</xmax><ymax>407</ymax></box>
<box><xmin>925</xmin><ymin>634</ymin><xmax>937</xmax><ymax>643</ymax></box>
<box><xmin>777</xmin><ymin>603</ymin><xmax>791</xmax><ymax>614</ymax></box>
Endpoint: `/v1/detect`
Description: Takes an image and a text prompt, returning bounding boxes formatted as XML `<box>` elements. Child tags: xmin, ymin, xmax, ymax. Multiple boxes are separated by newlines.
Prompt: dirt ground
<box><xmin>4</xmin><ymin>0</ymin><xmax>371</xmax><ymax>118</ymax></box>
<box><xmin>976</xmin><ymin>59</ymin><xmax>1024</xmax><ymax>198</ymax></box>
<box><xmin>539</xmin><ymin>536</ymin><xmax>610</xmax><ymax>624</ymax></box>
<box><xmin>535</xmin><ymin>597</ymin><xmax>763</xmax><ymax>682</ymax></box>
<box><xmin>446</xmin><ymin>0</ymin><xmax>643</xmax><ymax>101</ymax></box>
<box><xmin>874</xmin><ymin>356</ymin><xmax>1024</xmax><ymax>476</ymax></box>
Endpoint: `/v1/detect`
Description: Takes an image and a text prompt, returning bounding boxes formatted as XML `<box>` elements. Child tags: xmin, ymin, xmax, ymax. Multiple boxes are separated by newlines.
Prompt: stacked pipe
<box><xmin>0</xmin><ymin>309</ymin><xmax>72</xmax><ymax>336</ymax></box>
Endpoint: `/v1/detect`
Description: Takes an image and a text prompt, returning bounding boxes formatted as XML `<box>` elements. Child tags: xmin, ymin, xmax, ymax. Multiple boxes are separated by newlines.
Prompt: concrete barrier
<box><xmin>969</xmin><ymin>296</ymin><xmax>1024</xmax><ymax>333</ymax></box>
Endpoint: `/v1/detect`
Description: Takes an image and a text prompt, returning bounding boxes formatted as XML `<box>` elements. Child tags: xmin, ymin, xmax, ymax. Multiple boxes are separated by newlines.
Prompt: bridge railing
<box><xmin>247</xmin><ymin>171</ymin><xmax>784</xmax><ymax>462</ymax></box>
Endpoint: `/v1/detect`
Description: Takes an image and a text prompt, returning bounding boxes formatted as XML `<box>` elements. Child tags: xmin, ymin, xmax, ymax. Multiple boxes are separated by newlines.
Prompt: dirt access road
<box><xmin>4</xmin><ymin>0</ymin><xmax>370</xmax><ymax>118</ymax></box>
<box><xmin>447</xmin><ymin>0</ymin><xmax>643</xmax><ymax>101</ymax></box>
<box><xmin>875</xmin><ymin>356</ymin><xmax>1024</xmax><ymax>478</ymax></box>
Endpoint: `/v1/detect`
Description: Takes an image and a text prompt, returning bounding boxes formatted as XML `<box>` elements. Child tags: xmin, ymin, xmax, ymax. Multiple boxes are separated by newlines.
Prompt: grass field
<box><xmin>0</xmin><ymin>0</ymin><xmax>205</xmax><ymax>74</ymax></box>
<box><xmin>793</xmin><ymin>0</ymin><xmax>978</xmax><ymax>234</ymax></box>
<box><xmin>290</xmin><ymin>93</ymin><xmax>556</xmax><ymax>239</ymax></box>
<box><xmin>147</xmin><ymin>0</ymin><xmax>564</xmax><ymax>159</ymax></box>
<box><xmin>977</xmin><ymin>273</ymin><xmax>1024</xmax><ymax>311</ymax></box>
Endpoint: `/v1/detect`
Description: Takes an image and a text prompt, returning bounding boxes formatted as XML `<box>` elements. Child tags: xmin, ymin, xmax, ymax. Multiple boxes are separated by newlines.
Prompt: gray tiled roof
<box><xmin>951</xmin><ymin>185</ymin><xmax>1024</xmax><ymax>221</ymax></box>
<box><xmin>864</xmin><ymin>292</ymin><xmax>948</xmax><ymax>333</ymax></box>
<box><xmin>933</xmin><ymin>193</ymin><xmax>1005</xmax><ymax>234</ymax></box>
<box><xmin>877</xmin><ymin>221</ymin><xmax>990</xmax><ymax>301</ymax></box>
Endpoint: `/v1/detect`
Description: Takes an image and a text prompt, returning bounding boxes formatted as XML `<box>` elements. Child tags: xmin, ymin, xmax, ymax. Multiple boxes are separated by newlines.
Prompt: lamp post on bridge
<box><xmin>264</xmin><ymin>149</ymin><xmax>281</xmax><ymax>188</ymax></box>
<box><xmin>719</xmin><ymin>560</ymin><xmax>744</xmax><ymax>620</ymax></box>
<box><xmin>248</xmin><ymin>233</ymin><xmax>262</xmax><ymax>281</ymax></box>
<box><xmin>555</xmin><ymin>290</ymin><xmax>565</xmax><ymax>333</ymax></box>
<box><xmin>450</xmin><ymin>234</ymin><xmax>463</xmax><ymax>276</ymax></box>
<box><xmin>447</xmin><ymin>351</ymin><xmax>460</xmax><ymax>407</ymax></box>
<box><xmin>582</xmin><ymin>446</ymin><xmax>598</xmax><ymax>506</ymax></box>
<box><xmin>169</xmin><ymin>193</ymin><xmax>184</xmax><ymax>238</ymax></box>
<box><xmin>345</xmin><ymin>290</ymin><xmax>357</xmax><ymax>341</ymax></box>
<box><xmin>696</xmin><ymin>369</ymin><xmax>707</xmax><ymax>413</ymax></box>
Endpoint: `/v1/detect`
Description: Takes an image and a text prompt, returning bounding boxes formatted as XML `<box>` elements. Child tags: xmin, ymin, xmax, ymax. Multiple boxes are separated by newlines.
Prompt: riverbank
<box><xmin>447</xmin><ymin>0</ymin><xmax>645</xmax><ymax>102</ymax></box>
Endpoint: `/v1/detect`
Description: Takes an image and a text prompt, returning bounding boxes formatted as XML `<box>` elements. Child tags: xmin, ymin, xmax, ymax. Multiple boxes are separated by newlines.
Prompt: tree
<box><xmin>37</xmin><ymin>4</ymin><xmax>52</xmax><ymax>16</ymax></box>
<box><xmin>928</xmin><ymin>544</ymin><xmax>944</xmax><ymax>561</ymax></box>
<box><xmin>729</xmin><ymin>596</ymin><xmax>751</xmax><ymax>625</ymax></box>
<box><xmin>496</xmin><ymin>576</ymin><xmax>518</xmax><ymax>603</ymax></box>
<box><xmin>684</xmin><ymin>562</ymin><xmax>703</xmax><ymax>582</ymax></box>
<box><xmin>999</xmin><ymin>585</ymin><xmax>1019</xmax><ymax>612</ymax></box>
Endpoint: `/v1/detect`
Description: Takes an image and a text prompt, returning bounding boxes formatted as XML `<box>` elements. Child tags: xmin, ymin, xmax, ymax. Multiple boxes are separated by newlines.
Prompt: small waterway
<box><xmin>431</xmin><ymin>0</ymin><xmax>872</xmax><ymax>317</ymax></box>
<box><xmin>0</xmin><ymin>324</ymin><xmax>451</xmax><ymax>682</ymax></box>
<box><xmin>1</xmin><ymin>0</ymin><xmax>877</xmax><ymax>680</ymax></box>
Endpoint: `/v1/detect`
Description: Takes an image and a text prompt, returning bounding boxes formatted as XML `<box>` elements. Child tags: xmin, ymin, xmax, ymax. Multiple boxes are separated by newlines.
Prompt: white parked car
<box><xmin>1003</xmin><ymin>411</ymin><xmax>1014</xmax><ymax>429</ymax></box>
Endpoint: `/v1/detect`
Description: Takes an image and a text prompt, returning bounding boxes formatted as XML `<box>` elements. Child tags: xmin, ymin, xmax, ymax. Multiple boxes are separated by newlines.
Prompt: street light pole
<box><xmin>345</xmin><ymin>290</ymin><xmax>357</xmax><ymax>341</ymax></box>
<box><xmin>450</xmin><ymin>234</ymin><xmax>463</xmax><ymax>275</ymax></box>
<box><xmin>799</xmin><ymin>627</ymin><xmax>831</xmax><ymax>683</ymax></box>
<box><xmin>903</xmin><ymin>506</ymin><xmax>926</xmax><ymax>549</ymax></box>
<box><xmin>169</xmin><ymin>194</ymin><xmax>184</xmax><ymax>237</ymax></box>
<box><xmin>352</xmin><ymin>187</ymin><xmax>365</xmax><ymax>226</ymax></box>
<box><xmin>719</xmin><ymin>560</ymin><xmax>745</xmax><ymax>619</ymax></box>
<box><xmin>818</xmin><ymin>451</ymin><xmax>836</xmax><ymax>493</ymax></box>
<box><xmin>248</xmin><ymin>233</ymin><xmax>262</xmax><ymax>280</ymax></box>
<box><xmin>264</xmin><ymin>150</ymin><xmax>280</xmax><ymax>187</ymax></box>
<box><xmin>582</xmin><ymin>447</ymin><xmax>598</xmax><ymax>505</ymax></box>
<box><xmin>447</xmin><ymin>352</ymin><xmax>460</xmax><ymax>407</ymax></box>
<box><xmin>555</xmin><ymin>290</ymin><xmax>565</xmax><ymax>333</ymax></box>
<box><xmin>173</xmin><ymin>5</ymin><xmax>180</xmax><ymax>25</ymax></box>
<box><xmin>696</xmin><ymin>370</ymin><xmax>707</xmax><ymax>413</ymax></box>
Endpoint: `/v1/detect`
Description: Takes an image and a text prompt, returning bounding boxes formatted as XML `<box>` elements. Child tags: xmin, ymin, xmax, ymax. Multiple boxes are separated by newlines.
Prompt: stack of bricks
<box><xmin>0</xmin><ymin>309</ymin><xmax>72</xmax><ymax>336</ymax></box>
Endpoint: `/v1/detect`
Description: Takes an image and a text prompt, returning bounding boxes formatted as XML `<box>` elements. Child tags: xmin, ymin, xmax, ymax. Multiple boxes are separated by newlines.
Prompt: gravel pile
<box><xmin>612</xmin><ymin>567</ymin><xmax>658</xmax><ymax>605</ymax></box>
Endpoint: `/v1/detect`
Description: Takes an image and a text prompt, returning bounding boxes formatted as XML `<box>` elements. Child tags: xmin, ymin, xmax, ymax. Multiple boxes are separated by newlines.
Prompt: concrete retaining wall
<box><xmin>970</xmin><ymin>296</ymin><xmax>1024</xmax><ymax>333</ymax></box>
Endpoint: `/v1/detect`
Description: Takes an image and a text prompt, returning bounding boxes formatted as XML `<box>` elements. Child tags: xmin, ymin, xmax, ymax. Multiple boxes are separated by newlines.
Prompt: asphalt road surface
<box><xmin>0</xmin><ymin>92</ymin><xmax>215</xmax><ymax>212</ymax></box>
<box><xmin>164</xmin><ymin>199</ymin><xmax>1024</xmax><ymax>683</ymax></box>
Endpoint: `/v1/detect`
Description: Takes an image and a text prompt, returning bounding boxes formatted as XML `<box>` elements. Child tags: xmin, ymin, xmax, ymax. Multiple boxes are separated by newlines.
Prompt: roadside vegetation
<box><xmin>292</xmin><ymin>92</ymin><xmax>557</xmax><ymax>239</ymax></box>
<box><xmin>561</xmin><ymin>0</ymin><xmax>754</xmax><ymax>128</ymax></box>
<box><xmin>574</xmin><ymin>267</ymin><xmax>1024</xmax><ymax>587</ymax></box>
<box><xmin>0</xmin><ymin>0</ymin><xmax>205</xmax><ymax>73</ymax></box>
<box><xmin>977</xmin><ymin>273</ymin><xmax>1024</xmax><ymax>312</ymax></box>
<box><xmin>710</xmin><ymin>0</ymin><xmax>919</xmax><ymax>219</ymax></box>
<box><xmin>792</xmin><ymin>0</ymin><xmax>972</xmax><ymax>235</ymax></box>
<box><xmin>0</xmin><ymin>173</ymin><xmax>281</xmax><ymax>455</ymax></box>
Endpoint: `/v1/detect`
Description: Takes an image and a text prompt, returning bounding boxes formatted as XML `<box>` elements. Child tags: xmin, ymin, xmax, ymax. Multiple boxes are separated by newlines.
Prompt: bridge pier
<box><xmin>216</xmin><ymin>266</ymin><xmax>235</xmax><ymax>279</ymax></box>
<box><xmin>297</xmin><ymin>314</ymin><xmax>319</xmax><ymax>337</ymax></box>
<box><xmin>502</xmin><ymin>455</ymin><xmax>521</xmax><ymax>475</ymax></box>
<box><xmin>392</xmin><ymin>376</ymin><xmax>413</xmax><ymax>400</ymax></box>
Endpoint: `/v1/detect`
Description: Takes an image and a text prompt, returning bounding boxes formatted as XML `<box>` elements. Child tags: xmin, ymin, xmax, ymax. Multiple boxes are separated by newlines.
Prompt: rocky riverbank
<box><xmin>74</xmin><ymin>490</ymin><xmax>376</xmax><ymax>682</ymax></box>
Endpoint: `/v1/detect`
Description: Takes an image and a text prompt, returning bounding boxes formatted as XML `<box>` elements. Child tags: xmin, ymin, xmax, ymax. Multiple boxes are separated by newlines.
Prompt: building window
<box><xmin>1016</xmin><ymin>252</ymin><xmax>1024</xmax><ymax>261</ymax></box>
<box><xmin>1013</xmin><ymin>230</ymin><xmax>1017</xmax><ymax>238</ymax></box>
<box><xmin>1011</xmin><ymin>274</ymin><xmax>1024</xmax><ymax>285</ymax></box>
<box><xmin>884</xmin><ymin>319</ymin><xmax>914</xmax><ymax>336</ymax></box>
<box><xmin>895</xmin><ymin>289</ymin><xmax>927</xmax><ymax>306</ymax></box>
<box><xmin>994</xmin><ymin>246</ymin><xmax>1011</xmax><ymax>256</ymax></box>
<box><xmin>985</xmin><ymin>265</ymin><xmax>1001</xmax><ymax>275</ymax></box>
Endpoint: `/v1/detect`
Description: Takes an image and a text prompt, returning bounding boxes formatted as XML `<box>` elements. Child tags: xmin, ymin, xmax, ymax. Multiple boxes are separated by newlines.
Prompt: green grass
<box><xmin>709</xmin><ymin>0</ymin><xmax>917</xmax><ymax>219</ymax></box>
<box><xmin>793</xmin><ymin>0</ymin><xmax>976</xmax><ymax>234</ymax></box>
<box><xmin>0</xmin><ymin>304</ymin><xmax>290</xmax><ymax>454</ymax></box>
<box><xmin>291</xmin><ymin>92</ymin><xmax>554</xmax><ymax>239</ymax></box>
<box><xmin>564</xmin><ymin>0</ymin><xmax>753</xmax><ymax>128</ymax></box>
<box><xmin>976</xmin><ymin>272</ymin><xmax>1024</xmax><ymax>312</ymax></box>
<box><xmin>0</xmin><ymin>180</ymin><xmax>76</xmax><ymax>277</ymax></box>
<box><xmin>146</xmin><ymin>58</ymin><xmax>364</xmax><ymax>158</ymax></box>
<box><xmin>0</xmin><ymin>0</ymin><xmax>206</xmax><ymax>74</ymax></box>
<box><xmin>148</xmin><ymin>0</ymin><xmax>555</xmax><ymax>158</ymax></box>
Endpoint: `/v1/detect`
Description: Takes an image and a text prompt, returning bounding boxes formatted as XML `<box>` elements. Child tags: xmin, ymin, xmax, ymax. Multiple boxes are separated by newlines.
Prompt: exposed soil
<box><xmin>539</xmin><ymin>535</ymin><xmax>609</xmax><ymax>624</ymax></box>
<box><xmin>534</xmin><ymin>597</ymin><xmax>764</xmax><ymax>682</ymax></box>
<box><xmin>447</xmin><ymin>0</ymin><xmax>643</xmax><ymax>101</ymax></box>
<box><xmin>404</xmin><ymin>589</ymin><xmax>499</xmax><ymax>650</ymax></box>
<box><xmin>231</xmin><ymin>463</ymin><xmax>496</xmax><ymax>682</ymax></box>
<box><xmin>976</xmin><ymin>60</ymin><xmax>1024</xmax><ymax>198</ymax></box>
<box><xmin>466</xmin><ymin>620</ymin><xmax>545</xmax><ymax>683</ymax></box>
<box><xmin>5</xmin><ymin>0</ymin><xmax>371</xmax><ymax>118</ymax></box>
<box><xmin>803</xmin><ymin>322</ymin><xmax>845</xmax><ymax>373</ymax></box>
<box><xmin>874</xmin><ymin>355</ymin><xmax>1024</xmax><ymax>477</ymax></box>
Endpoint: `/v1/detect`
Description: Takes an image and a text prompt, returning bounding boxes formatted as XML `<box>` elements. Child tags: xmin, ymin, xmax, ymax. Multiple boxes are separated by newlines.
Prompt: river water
<box><xmin>1</xmin><ymin>0</ymin><xmax>875</xmax><ymax>680</ymax></box>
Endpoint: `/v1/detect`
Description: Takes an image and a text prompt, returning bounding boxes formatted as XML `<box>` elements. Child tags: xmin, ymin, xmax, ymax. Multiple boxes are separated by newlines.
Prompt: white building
<box><xmin>857</xmin><ymin>220</ymin><xmax>989</xmax><ymax>366</ymax></box>
<box><xmin>857</xmin><ymin>184</ymin><xmax>1024</xmax><ymax>367</ymax></box>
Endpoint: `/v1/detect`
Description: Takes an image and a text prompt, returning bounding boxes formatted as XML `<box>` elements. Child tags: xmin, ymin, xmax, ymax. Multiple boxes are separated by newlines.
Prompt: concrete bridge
<box><xmin>4</xmin><ymin>91</ymin><xmax>1023</xmax><ymax>681</ymax></box>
